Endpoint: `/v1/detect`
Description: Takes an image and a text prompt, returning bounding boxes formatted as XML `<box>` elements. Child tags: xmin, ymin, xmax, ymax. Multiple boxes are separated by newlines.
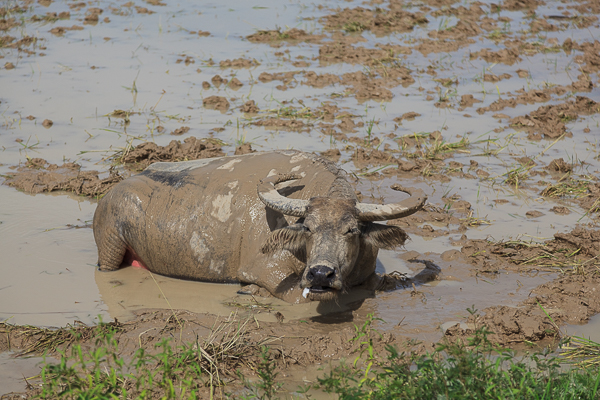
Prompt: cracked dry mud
<box><xmin>1</xmin><ymin>0</ymin><xmax>600</xmax><ymax>396</ymax></box>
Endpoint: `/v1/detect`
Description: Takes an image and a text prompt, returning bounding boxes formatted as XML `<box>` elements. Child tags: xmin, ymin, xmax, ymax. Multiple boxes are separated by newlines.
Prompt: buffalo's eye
<box><xmin>303</xmin><ymin>225</ymin><xmax>312</xmax><ymax>233</ymax></box>
<box><xmin>346</xmin><ymin>227</ymin><xmax>360</xmax><ymax>235</ymax></box>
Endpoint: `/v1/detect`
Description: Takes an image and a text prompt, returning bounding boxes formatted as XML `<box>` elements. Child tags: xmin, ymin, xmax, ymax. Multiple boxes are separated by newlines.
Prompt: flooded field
<box><xmin>0</xmin><ymin>0</ymin><xmax>599</xmax><ymax>396</ymax></box>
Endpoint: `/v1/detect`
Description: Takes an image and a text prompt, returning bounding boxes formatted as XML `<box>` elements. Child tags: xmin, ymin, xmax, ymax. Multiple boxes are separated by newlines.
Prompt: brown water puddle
<box><xmin>0</xmin><ymin>352</ymin><xmax>47</xmax><ymax>396</ymax></box>
<box><xmin>0</xmin><ymin>185</ymin><xmax>101</xmax><ymax>326</ymax></box>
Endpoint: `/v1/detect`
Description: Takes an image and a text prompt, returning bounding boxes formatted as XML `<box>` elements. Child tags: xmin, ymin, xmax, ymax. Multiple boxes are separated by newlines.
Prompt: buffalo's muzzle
<box><xmin>306</xmin><ymin>265</ymin><xmax>335</xmax><ymax>288</ymax></box>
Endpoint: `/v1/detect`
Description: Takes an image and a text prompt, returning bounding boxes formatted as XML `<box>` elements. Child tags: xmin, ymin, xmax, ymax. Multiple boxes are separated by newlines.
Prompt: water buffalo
<box><xmin>93</xmin><ymin>150</ymin><xmax>426</xmax><ymax>303</ymax></box>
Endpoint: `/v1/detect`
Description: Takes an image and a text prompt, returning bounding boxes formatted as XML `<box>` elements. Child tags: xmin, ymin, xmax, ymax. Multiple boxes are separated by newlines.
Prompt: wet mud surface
<box><xmin>1</xmin><ymin>0</ymin><xmax>599</xmax><ymax>395</ymax></box>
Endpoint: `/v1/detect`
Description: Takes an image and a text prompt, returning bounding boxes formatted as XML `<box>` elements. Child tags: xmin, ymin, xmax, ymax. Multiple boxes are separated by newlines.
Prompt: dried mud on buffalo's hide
<box><xmin>510</xmin><ymin>96</ymin><xmax>599</xmax><ymax>139</ymax></box>
<box><xmin>119</xmin><ymin>136</ymin><xmax>225</xmax><ymax>171</ymax></box>
<box><xmin>3</xmin><ymin>158</ymin><xmax>123</xmax><ymax>198</ymax></box>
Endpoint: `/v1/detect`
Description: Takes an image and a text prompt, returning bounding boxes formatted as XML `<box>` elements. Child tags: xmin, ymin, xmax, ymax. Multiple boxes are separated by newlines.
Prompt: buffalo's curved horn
<box><xmin>356</xmin><ymin>184</ymin><xmax>426</xmax><ymax>222</ymax></box>
<box><xmin>257</xmin><ymin>173</ymin><xmax>309</xmax><ymax>217</ymax></box>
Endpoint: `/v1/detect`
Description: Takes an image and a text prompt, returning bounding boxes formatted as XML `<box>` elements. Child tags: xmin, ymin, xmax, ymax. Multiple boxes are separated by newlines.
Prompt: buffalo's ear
<box><xmin>362</xmin><ymin>223</ymin><xmax>408</xmax><ymax>250</ymax></box>
<box><xmin>261</xmin><ymin>224</ymin><xmax>308</xmax><ymax>254</ymax></box>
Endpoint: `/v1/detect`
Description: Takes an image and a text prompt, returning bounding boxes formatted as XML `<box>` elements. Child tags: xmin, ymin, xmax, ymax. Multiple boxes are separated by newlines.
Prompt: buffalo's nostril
<box><xmin>307</xmin><ymin>265</ymin><xmax>335</xmax><ymax>286</ymax></box>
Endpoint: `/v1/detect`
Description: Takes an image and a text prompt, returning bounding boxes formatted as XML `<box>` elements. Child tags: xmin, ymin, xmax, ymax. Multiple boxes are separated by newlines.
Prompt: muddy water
<box><xmin>0</xmin><ymin>352</ymin><xmax>48</xmax><ymax>396</ymax></box>
<box><xmin>0</xmin><ymin>0</ymin><xmax>599</xmax><ymax>346</ymax></box>
<box><xmin>565</xmin><ymin>313</ymin><xmax>600</xmax><ymax>343</ymax></box>
<box><xmin>0</xmin><ymin>185</ymin><xmax>102</xmax><ymax>326</ymax></box>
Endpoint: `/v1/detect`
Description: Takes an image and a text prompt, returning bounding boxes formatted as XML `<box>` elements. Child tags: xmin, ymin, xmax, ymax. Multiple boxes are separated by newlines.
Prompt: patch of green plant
<box><xmin>238</xmin><ymin>346</ymin><xmax>282</xmax><ymax>400</ymax></box>
<box><xmin>502</xmin><ymin>163</ymin><xmax>533</xmax><ymax>189</ymax></box>
<box><xmin>34</xmin><ymin>318</ymin><xmax>262</xmax><ymax>399</ymax></box>
<box><xmin>1</xmin><ymin>319</ymin><xmax>123</xmax><ymax>356</ymax></box>
<box><xmin>364</xmin><ymin>117</ymin><xmax>378</xmax><ymax>147</ymax></box>
<box><xmin>38</xmin><ymin>335</ymin><xmax>207</xmax><ymax>399</ymax></box>
<box><xmin>248</xmin><ymin>26</ymin><xmax>293</xmax><ymax>41</ymax></box>
<box><xmin>562</xmin><ymin>336</ymin><xmax>600</xmax><ymax>368</ymax></box>
<box><xmin>343</xmin><ymin>21</ymin><xmax>366</xmax><ymax>33</ymax></box>
<box><xmin>541</xmin><ymin>178</ymin><xmax>590</xmax><ymax>198</ymax></box>
<box><xmin>410</xmin><ymin>133</ymin><xmax>472</xmax><ymax>160</ymax></box>
<box><xmin>310</xmin><ymin>315</ymin><xmax>600</xmax><ymax>399</ymax></box>
<box><xmin>460</xmin><ymin>210</ymin><xmax>491</xmax><ymax>227</ymax></box>
<box><xmin>487</xmin><ymin>239</ymin><xmax>600</xmax><ymax>273</ymax></box>
<box><xmin>487</xmin><ymin>29</ymin><xmax>507</xmax><ymax>41</ymax></box>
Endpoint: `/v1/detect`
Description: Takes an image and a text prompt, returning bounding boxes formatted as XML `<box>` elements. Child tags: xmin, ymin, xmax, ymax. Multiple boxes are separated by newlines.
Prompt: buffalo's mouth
<box><xmin>302</xmin><ymin>286</ymin><xmax>337</xmax><ymax>299</ymax></box>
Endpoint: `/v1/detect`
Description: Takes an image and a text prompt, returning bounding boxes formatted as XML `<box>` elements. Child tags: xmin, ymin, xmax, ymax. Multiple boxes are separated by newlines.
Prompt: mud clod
<box><xmin>3</xmin><ymin>159</ymin><xmax>123</xmax><ymax>198</ymax></box>
<box><xmin>203</xmin><ymin>95</ymin><xmax>230</xmax><ymax>112</ymax></box>
<box><xmin>119</xmin><ymin>136</ymin><xmax>225</xmax><ymax>171</ymax></box>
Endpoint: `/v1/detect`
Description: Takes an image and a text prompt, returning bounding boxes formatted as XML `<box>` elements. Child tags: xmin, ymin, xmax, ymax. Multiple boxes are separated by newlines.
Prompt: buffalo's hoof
<box><xmin>237</xmin><ymin>284</ymin><xmax>261</xmax><ymax>295</ymax></box>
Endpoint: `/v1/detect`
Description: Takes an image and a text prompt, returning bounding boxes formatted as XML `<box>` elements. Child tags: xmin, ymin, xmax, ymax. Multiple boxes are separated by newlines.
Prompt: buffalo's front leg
<box><xmin>237</xmin><ymin>252</ymin><xmax>308</xmax><ymax>303</ymax></box>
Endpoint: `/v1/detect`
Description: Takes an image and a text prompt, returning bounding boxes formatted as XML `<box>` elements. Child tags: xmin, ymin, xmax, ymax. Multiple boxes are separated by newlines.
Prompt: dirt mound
<box><xmin>445</xmin><ymin>306</ymin><xmax>556</xmax><ymax>345</ymax></box>
<box><xmin>240</xmin><ymin>100</ymin><xmax>260</xmax><ymax>113</ymax></box>
<box><xmin>554</xmin><ymin>227</ymin><xmax>600</xmax><ymax>257</ymax></box>
<box><xmin>546</xmin><ymin>158</ymin><xmax>573</xmax><ymax>173</ymax></box>
<box><xmin>246</xmin><ymin>28</ymin><xmax>323</xmax><ymax>43</ymax></box>
<box><xmin>120</xmin><ymin>137</ymin><xmax>225</xmax><ymax>171</ymax></box>
<box><xmin>234</xmin><ymin>143</ymin><xmax>255</xmax><ymax>155</ymax></box>
<box><xmin>510</xmin><ymin>96</ymin><xmax>599</xmax><ymax>139</ymax></box>
<box><xmin>461</xmin><ymin>226</ymin><xmax>600</xmax><ymax>274</ymax></box>
<box><xmin>321</xmin><ymin>6</ymin><xmax>428</xmax><ymax>34</ymax></box>
<box><xmin>0</xmin><ymin>309</ymin><xmax>409</xmax><ymax>375</ymax></box>
<box><xmin>252</xmin><ymin>118</ymin><xmax>309</xmax><ymax>132</ymax></box>
<box><xmin>219</xmin><ymin>58</ymin><xmax>259</xmax><ymax>68</ymax></box>
<box><xmin>302</xmin><ymin>71</ymin><xmax>341</xmax><ymax>88</ymax></box>
<box><xmin>446</xmin><ymin>227</ymin><xmax>600</xmax><ymax>345</ymax></box>
<box><xmin>353</xmin><ymin>148</ymin><xmax>397</xmax><ymax>168</ymax></box>
<box><xmin>203</xmin><ymin>96</ymin><xmax>230</xmax><ymax>112</ymax></box>
<box><xmin>448</xmin><ymin>271</ymin><xmax>600</xmax><ymax>346</ymax></box>
<box><xmin>4</xmin><ymin>137</ymin><xmax>226</xmax><ymax>196</ymax></box>
<box><xmin>3</xmin><ymin>158</ymin><xmax>123</xmax><ymax>198</ymax></box>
